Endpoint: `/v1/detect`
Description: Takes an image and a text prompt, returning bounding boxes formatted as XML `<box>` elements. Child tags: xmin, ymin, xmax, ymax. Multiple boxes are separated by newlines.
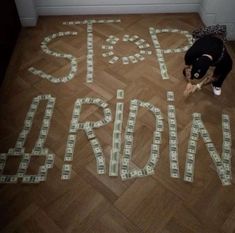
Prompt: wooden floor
<box><xmin>0</xmin><ymin>14</ymin><xmax>235</xmax><ymax>233</ymax></box>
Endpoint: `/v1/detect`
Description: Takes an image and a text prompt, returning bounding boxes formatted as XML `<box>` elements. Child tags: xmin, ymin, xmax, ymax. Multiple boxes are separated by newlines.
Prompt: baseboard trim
<box><xmin>20</xmin><ymin>17</ymin><xmax>38</xmax><ymax>27</ymax></box>
<box><xmin>37</xmin><ymin>4</ymin><xmax>200</xmax><ymax>15</ymax></box>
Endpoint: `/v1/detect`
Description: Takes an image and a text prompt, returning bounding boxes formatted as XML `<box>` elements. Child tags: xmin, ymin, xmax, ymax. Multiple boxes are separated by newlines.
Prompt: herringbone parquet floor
<box><xmin>0</xmin><ymin>13</ymin><xmax>235</xmax><ymax>233</ymax></box>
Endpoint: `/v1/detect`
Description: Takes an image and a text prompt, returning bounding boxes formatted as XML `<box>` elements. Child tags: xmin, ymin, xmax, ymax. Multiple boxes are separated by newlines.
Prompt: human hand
<box><xmin>184</xmin><ymin>83</ymin><xmax>193</xmax><ymax>96</ymax></box>
<box><xmin>184</xmin><ymin>83</ymin><xmax>199</xmax><ymax>96</ymax></box>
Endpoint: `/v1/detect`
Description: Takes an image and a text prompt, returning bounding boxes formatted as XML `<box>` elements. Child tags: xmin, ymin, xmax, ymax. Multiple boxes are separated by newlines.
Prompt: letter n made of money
<box><xmin>184</xmin><ymin>113</ymin><xmax>232</xmax><ymax>186</ymax></box>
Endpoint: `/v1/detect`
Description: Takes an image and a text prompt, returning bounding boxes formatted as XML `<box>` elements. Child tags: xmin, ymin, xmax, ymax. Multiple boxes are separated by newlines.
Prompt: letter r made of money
<box><xmin>63</xmin><ymin>98</ymin><xmax>112</xmax><ymax>176</ymax></box>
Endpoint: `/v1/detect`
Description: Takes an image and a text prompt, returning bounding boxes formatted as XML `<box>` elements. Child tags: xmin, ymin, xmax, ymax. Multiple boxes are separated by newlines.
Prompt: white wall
<box><xmin>199</xmin><ymin>0</ymin><xmax>235</xmax><ymax>40</ymax></box>
<box><xmin>15</xmin><ymin>0</ymin><xmax>38</xmax><ymax>27</ymax></box>
<box><xmin>15</xmin><ymin>0</ymin><xmax>235</xmax><ymax>40</ymax></box>
<box><xmin>35</xmin><ymin>0</ymin><xmax>201</xmax><ymax>15</ymax></box>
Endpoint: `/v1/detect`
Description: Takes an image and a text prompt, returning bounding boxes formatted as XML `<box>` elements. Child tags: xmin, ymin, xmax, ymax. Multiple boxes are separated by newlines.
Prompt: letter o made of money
<box><xmin>102</xmin><ymin>34</ymin><xmax>152</xmax><ymax>65</ymax></box>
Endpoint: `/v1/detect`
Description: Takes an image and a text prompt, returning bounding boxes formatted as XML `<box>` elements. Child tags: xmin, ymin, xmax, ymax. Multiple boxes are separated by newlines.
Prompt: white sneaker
<box><xmin>212</xmin><ymin>85</ymin><xmax>221</xmax><ymax>96</ymax></box>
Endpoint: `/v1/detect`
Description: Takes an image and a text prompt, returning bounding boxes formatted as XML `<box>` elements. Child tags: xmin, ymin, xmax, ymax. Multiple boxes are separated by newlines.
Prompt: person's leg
<box><xmin>212</xmin><ymin>53</ymin><xmax>233</xmax><ymax>88</ymax></box>
<box><xmin>212</xmin><ymin>71</ymin><xmax>231</xmax><ymax>88</ymax></box>
<box><xmin>211</xmin><ymin>52</ymin><xmax>232</xmax><ymax>95</ymax></box>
